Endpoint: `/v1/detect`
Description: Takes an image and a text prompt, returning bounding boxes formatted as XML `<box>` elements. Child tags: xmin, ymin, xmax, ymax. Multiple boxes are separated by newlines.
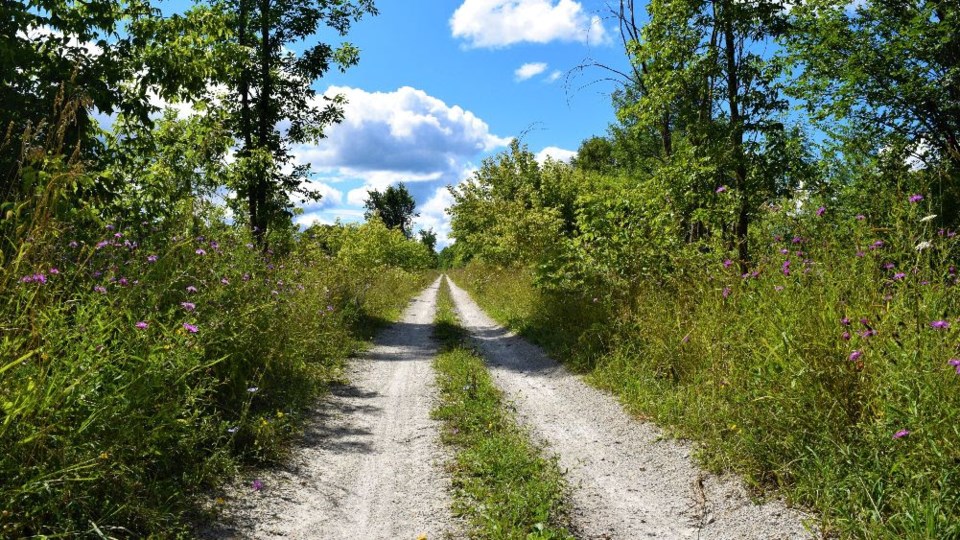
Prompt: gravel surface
<box><xmin>446</xmin><ymin>276</ymin><xmax>817</xmax><ymax>540</ymax></box>
<box><xmin>202</xmin><ymin>277</ymin><xmax>458</xmax><ymax>539</ymax></box>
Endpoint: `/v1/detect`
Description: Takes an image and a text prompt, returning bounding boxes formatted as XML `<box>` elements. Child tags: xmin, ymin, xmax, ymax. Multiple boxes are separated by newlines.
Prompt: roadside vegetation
<box><xmin>443</xmin><ymin>2</ymin><xmax>960</xmax><ymax>537</ymax></box>
<box><xmin>432</xmin><ymin>277</ymin><xmax>574</xmax><ymax>540</ymax></box>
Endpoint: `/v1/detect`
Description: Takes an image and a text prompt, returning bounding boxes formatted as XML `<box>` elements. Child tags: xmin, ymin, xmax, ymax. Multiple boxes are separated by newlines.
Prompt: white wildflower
<box><xmin>915</xmin><ymin>241</ymin><xmax>933</xmax><ymax>251</ymax></box>
<box><xmin>920</xmin><ymin>214</ymin><xmax>938</xmax><ymax>223</ymax></box>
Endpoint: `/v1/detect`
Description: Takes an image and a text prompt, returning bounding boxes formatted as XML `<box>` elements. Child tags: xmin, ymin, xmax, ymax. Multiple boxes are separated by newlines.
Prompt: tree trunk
<box><xmin>722</xmin><ymin>0</ymin><xmax>749</xmax><ymax>270</ymax></box>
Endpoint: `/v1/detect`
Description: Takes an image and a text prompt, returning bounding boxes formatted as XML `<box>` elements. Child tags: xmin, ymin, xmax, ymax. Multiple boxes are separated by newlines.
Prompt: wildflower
<box><xmin>221</xmin><ymin>278</ymin><xmax>230</xmax><ymax>285</ymax></box>
<box><xmin>180</xmin><ymin>302</ymin><xmax>196</xmax><ymax>312</ymax></box>
<box><xmin>856</xmin><ymin>214</ymin><xmax>866</xmax><ymax>221</ymax></box>
<box><xmin>849</xmin><ymin>350</ymin><xmax>863</xmax><ymax>362</ymax></box>
<box><xmin>245</xmin><ymin>243</ymin><xmax>254</xmax><ymax>249</ymax></box>
<box><xmin>948</xmin><ymin>358</ymin><xmax>960</xmax><ymax>374</ymax></box>
<box><xmin>247</xmin><ymin>386</ymin><xmax>259</xmax><ymax>393</ymax></box>
<box><xmin>871</xmin><ymin>240</ymin><xmax>884</xmax><ymax>250</ymax></box>
<box><xmin>96</xmin><ymin>240</ymin><xmax>109</xmax><ymax>249</ymax></box>
<box><xmin>892</xmin><ymin>429</ymin><xmax>910</xmax><ymax>439</ymax></box>
<box><xmin>816</xmin><ymin>206</ymin><xmax>826</xmax><ymax>216</ymax></box>
<box><xmin>49</xmin><ymin>268</ymin><xmax>59</xmax><ymax>275</ymax></box>
<box><xmin>893</xmin><ymin>273</ymin><xmax>906</xmax><ymax>280</ymax></box>
<box><xmin>723</xmin><ymin>259</ymin><xmax>733</xmax><ymax>269</ymax></box>
<box><xmin>136</xmin><ymin>321</ymin><xmax>148</xmax><ymax>330</ymax></box>
<box><xmin>195</xmin><ymin>248</ymin><xmax>207</xmax><ymax>256</ymax></box>
<box><xmin>186</xmin><ymin>286</ymin><xmax>198</xmax><ymax>293</ymax></box>
<box><xmin>242</xmin><ymin>273</ymin><xmax>251</xmax><ymax>281</ymax></box>
<box><xmin>327</xmin><ymin>305</ymin><xmax>334</xmax><ymax>312</ymax></box>
<box><xmin>909</xmin><ymin>194</ymin><xmax>924</xmax><ymax>203</ymax></box>
<box><xmin>856</xmin><ymin>251</ymin><xmax>866</xmax><ymax>258</ymax></box>
<box><xmin>841</xmin><ymin>332</ymin><xmax>851</xmax><ymax>341</ymax></box>
<box><xmin>68</xmin><ymin>240</ymin><xmax>79</xmax><ymax>248</ymax></box>
<box><xmin>20</xmin><ymin>275</ymin><xmax>33</xmax><ymax>283</ymax></box>
<box><xmin>118</xmin><ymin>278</ymin><xmax>128</xmax><ymax>286</ymax></box>
<box><xmin>930</xmin><ymin>320</ymin><xmax>950</xmax><ymax>329</ymax></box>
<box><xmin>271</xmin><ymin>290</ymin><xmax>279</xmax><ymax>296</ymax></box>
<box><xmin>147</xmin><ymin>255</ymin><xmax>158</xmax><ymax>263</ymax></box>
<box><xmin>31</xmin><ymin>274</ymin><xmax>46</xmax><ymax>283</ymax></box>
<box><xmin>883</xmin><ymin>262</ymin><xmax>895</xmax><ymax>270</ymax></box>
<box><xmin>915</xmin><ymin>241</ymin><xmax>932</xmax><ymax>251</ymax></box>
<box><xmin>716</xmin><ymin>185</ymin><xmax>727</xmax><ymax>193</ymax></box>
<box><xmin>792</xmin><ymin>236</ymin><xmax>804</xmax><ymax>244</ymax></box>
<box><xmin>841</xmin><ymin>317</ymin><xmax>851</xmax><ymax>326</ymax></box>
<box><xmin>252</xmin><ymin>479</ymin><xmax>263</xmax><ymax>491</ymax></box>
<box><xmin>921</xmin><ymin>214</ymin><xmax>937</xmax><ymax>223</ymax></box>
<box><xmin>782</xmin><ymin>260</ymin><xmax>791</xmax><ymax>276</ymax></box>
<box><xmin>106</xmin><ymin>224</ymin><xmax>115</xmax><ymax>231</ymax></box>
<box><xmin>722</xmin><ymin>287</ymin><xmax>731</xmax><ymax>299</ymax></box>
<box><xmin>860</xmin><ymin>318</ymin><xmax>870</xmax><ymax>326</ymax></box>
<box><xmin>183</xmin><ymin>323</ymin><xmax>199</xmax><ymax>333</ymax></box>
<box><xmin>859</xmin><ymin>329</ymin><xmax>877</xmax><ymax>338</ymax></box>
<box><xmin>94</xmin><ymin>285</ymin><xmax>107</xmax><ymax>294</ymax></box>
<box><xmin>681</xmin><ymin>334</ymin><xmax>691</xmax><ymax>344</ymax></box>
<box><xmin>774</xmin><ymin>286</ymin><xmax>784</xmax><ymax>292</ymax></box>
<box><xmin>210</xmin><ymin>241</ymin><xmax>220</xmax><ymax>250</ymax></box>
<box><xmin>114</xmin><ymin>232</ymin><xmax>122</xmax><ymax>239</ymax></box>
<box><xmin>780</xmin><ymin>248</ymin><xmax>789</xmax><ymax>255</ymax></box>
<box><xmin>227</xmin><ymin>426</ymin><xmax>238</xmax><ymax>434</ymax></box>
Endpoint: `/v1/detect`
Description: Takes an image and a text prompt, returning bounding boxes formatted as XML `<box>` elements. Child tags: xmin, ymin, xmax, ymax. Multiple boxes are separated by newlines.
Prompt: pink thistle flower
<box><xmin>856</xmin><ymin>214</ymin><xmax>865</xmax><ymax>221</ymax></box>
<box><xmin>930</xmin><ymin>320</ymin><xmax>950</xmax><ymax>329</ymax></box>
<box><xmin>716</xmin><ymin>185</ymin><xmax>727</xmax><ymax>193</ymax></box>
<box><xmin>948</xmin><ymin>358</ymin><xmax>960</xmax><ymax>374</ymax></box>
<box><xmin>816</xmin><ymin>206</ymin><xmax>826</xmax><ymax>216</ymax></box>
<box><xmin>841</xmin><ymin>332</ymin><xmax>851</xmax><ymax>341</ymax></box>
<box><xmin>723</xmin><ymin>259</ymin><xmax>733</xmax><ymax>268</ymax></box>
<box><xmin>180</xmin><ymin>302</ymin><xmax>196</xmax><ymax>312</ymax></box>
<box><xmin>893</xmin><ymin>273</ymin><xmax>906</xmax><ymax>280</ymax></box>
<box><xmin>849</xmin><ymin>350</ymin><xmax>863</xmax><ymax>362</ymax></box>
<box><xmin>722</xmin><ymin>287</ymin><xmax>731</xmax><ymax>299</ymax></box>
<box><xmin>49</xmin><ymin>268</ymin><xmax>59</xmax><ymax>275</ymax></box>
<box><xmin>136</xmin><ymin>321</ymin><xmax>148</xmax><ymax>330</ymax></box>
<box><xmin>186</xmin><ymin>286</ymin><xmax>198</xmax><ymax>293</ymax></box>
<box><xmin>183</xmin><ymin>323</ymin><xmax>198</xmax><ymax>333</ymax></box>
<box><xmin>221</xmin><ymin>278</ymin><xmax>230</xmax><ymax>285</ymax></box>
<box><xmin>909</xmin><ymin>194</ymin><xmax>924</xmax><ymax>203</ymax></box>
<box><xmin>841</xmin><ymin>317</ymin><xmax>851</xmax><ymax>326</ymax></box>
<box><xmin>94</xmin><ymin>285</ymin><xmax>107</xmax><ymax>294</ymax></box>
<box><xmin>892</xmin><ymin>429</ymin><xmax>910</xmax><ymax>439</ymax></box>
<box><xmin>68</xmin><ymin>241</ymin><xmax>79</xmax><ymax>248</ymax></box>
<box><xmin>147</xmin><ymin>255</ymin><xmax>158</xmax><ymax>263</ymax></box>
<box><xmin>195</xmin><ymin>248</ymin><xmax>207</xmax><ymax>256</ymax></box>
<box><xmin>252</xmin><ymin>479</ymin><xmax>263</xmax><ymax>491</ymax></box>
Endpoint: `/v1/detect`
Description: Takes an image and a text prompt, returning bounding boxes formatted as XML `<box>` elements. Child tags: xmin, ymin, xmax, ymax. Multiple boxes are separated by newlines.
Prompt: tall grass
<box><xmin>0</xmin><ymin>110</ymin><xmax>432</xmax><ymax>535</ymax></box>
<box><xmin>450</xmin><ymin>197</ymin><xmax>960</xmax><ymax>538</ymax></box>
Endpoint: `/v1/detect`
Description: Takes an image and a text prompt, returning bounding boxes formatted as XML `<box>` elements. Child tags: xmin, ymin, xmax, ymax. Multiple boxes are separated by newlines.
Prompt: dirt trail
<box><xmin>204</xmin><ymin>277</ymin><xmax>457</xmax><ymax>539</ymax></box>
<box><xmin>446</xmin><ymin>277</ymin><xmax>815</xmax><ymax>540</ymax></box>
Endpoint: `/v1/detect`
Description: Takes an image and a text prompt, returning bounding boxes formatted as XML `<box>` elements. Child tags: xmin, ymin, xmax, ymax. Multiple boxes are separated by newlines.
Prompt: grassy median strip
<box><xmin>432</xmin><ymin>276</ymin><xmax>574</xmax><ymax>540</ymax></box>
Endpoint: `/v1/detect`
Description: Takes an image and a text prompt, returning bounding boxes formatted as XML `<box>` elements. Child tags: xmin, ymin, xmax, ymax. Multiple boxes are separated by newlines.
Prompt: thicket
<box><xmin>444</xmin><ymin>1</ymin><xmax>960</xmax><ymax>537</ymax></box>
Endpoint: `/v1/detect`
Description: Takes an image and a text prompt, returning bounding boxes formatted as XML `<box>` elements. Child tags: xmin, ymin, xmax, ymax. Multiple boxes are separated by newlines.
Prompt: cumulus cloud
<box><xmin>292</xmin><ymin>86</ymin><xmax>509</xmax><ymax>176</ymax></box>
<box><xmin>545</xmin><ymin>70</ymin><xmax>563</xmax><ymax>83</ymax></box>
<box><xmin>515</xmin><ymin>62</ymin><xmax>548</xmax><ymax>81</ymax></box>
<box><xmin>535</xmin><ymin>146</ymin><xmax>577</xmax><ymax>164</ymax></box>
<box><xmin>451</xmin><ymin>0</ymin><xmax>609</xmax><ymax>48</ymax></box>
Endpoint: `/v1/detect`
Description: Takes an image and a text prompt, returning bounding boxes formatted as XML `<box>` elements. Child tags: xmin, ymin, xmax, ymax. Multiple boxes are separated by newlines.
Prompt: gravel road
<box><xmin>446</xmin><ymin>276</ymin><xmax>816</xmax><ymax>540</ymax></box>
<box><xmin>204</xmin><ymin>277</ymin><xmax>457</xmax><ymax>539</ymax></box>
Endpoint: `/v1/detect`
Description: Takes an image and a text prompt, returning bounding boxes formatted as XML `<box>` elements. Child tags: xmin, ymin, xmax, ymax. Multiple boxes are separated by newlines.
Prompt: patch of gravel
<box><xmin>446</xmin><ymin>276</ymin><xmax>817</xmax><ymax>540</ymax></box>
<box><xmin>201</xmin><ymin>277</ymin><xmax>459</xmax><ymax>539</ymax></box>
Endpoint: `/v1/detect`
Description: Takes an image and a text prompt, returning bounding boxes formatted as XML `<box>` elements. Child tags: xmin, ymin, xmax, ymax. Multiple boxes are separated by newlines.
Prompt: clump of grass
<box><xmin>431</xmin><ymin>277</ymin><xmax>574</xmax><ymax>540</ymax></box>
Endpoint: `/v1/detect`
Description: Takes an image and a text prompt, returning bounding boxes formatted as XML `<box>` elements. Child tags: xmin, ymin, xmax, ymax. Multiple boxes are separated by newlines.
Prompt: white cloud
<box><xmin>515</xmin><ymin>62</ymin><xmax>548</xmax><ymax>81</ymax></box>
<box><xmin>292</xmin><ymin>86</ymin><xmax>509</xmax><ymax>175</ymax></box>
<box><xmin>545</xmin><ymin>70</ymin><xmax>563</xmax><ymax>83</ymax></box>
<box><xmin>451</xmin><ymin>0</ymin><xmax>609</xmax><ymax>48</ymax></box>
<box><xmin>535</xmin><ymin>146</ymin><xmax>577</xmax><ymax>164</ymax></box>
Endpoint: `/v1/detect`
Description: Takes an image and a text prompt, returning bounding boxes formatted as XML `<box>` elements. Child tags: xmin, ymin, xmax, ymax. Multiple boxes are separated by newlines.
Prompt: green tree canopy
<box><xmin>364</xmin><ymin>182</ymin><xmax>418</xmax><ymax>237</ymax></box>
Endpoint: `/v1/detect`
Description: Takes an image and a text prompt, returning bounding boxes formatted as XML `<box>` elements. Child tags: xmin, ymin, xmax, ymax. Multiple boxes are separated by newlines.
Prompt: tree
<box><xmin>219</xmin><ymin>0</ymin><xmax>377</xmax><ymax>246</ymax></box>
<box><xmin>418</xmin><ymin>228</ymin><xmax>437</xmax><ymax>252</ymax></box>
<box><xmin>364</xmin><ymin>183</ymin><xmax>418</xmax><ymax>237</ymax></box>
<box><xmin>787</xmin><ymin>0</ymin><xmax>960</xmax><ymax>219</ymax></box>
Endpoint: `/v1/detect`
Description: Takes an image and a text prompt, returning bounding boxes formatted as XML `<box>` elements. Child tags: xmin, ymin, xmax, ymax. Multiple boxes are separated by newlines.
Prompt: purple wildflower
<box><xmin>180</xmin><ymin>302</ymin><xmax>196</xmax><ymax>312</ymax></box>
<box><xmin>195</xmin><ymin>248</ymin><xmax>207</xmax><ymax>256</ymax></box>
<box><xmin>96</xmin><ymin>240</ymin><xmax>110</xmax><ymax>249</ymax></box>
<box><xmin>723</xmin><ymin>259</ymin><xmax>734</xmax><ymax>269</ymax></box>
<box><xmin>860</xmin><ymin>318</ymin><xmax>870</xmax><ymax>326</ymax></box>
<box><xmin>221</xmin><ymin>278</ymin><xmax>230</xmax><ymax>285</ymax></box>
<box><xmin>816</xmin><ymin>206</ymin><xmax>826</xmax><ymax>216</ymax></box>
<box><xmin>856</xmin><ymin>251</ymin><xmax>866</xmax><ymax>258</ymax></box>
<box><xmin>106</xmin><ymin>224</ymin><xmax>115</xmax><ymax>231</ymax></box>
<box><xmin>841</xmin><ymin>317</ymin><xmax>851</xmax><ymax>326</ymax></box>
<box><xmin>930</xmin><ymin>320</ymin><xmax>950</xmax><ymax>329</ymax></box>
<box><xmin>841</xmin><ymin>332</ymin><xmax>851</xmax><ymax>341</ymax></box>
<box><xmin>893</xmin><ymin>273</ymin><xmax>906</xmax><ymax>280</ymax></box>
<box><xmin>774</xmin><ymin>286</ymin><xmax>784</xmax><ymax>292</ymax></box>
<box><xmin>183</xmin><ymin>323</ymin><xmax>198</xmax><ymax>333</ymax></box>
<box><xmin>849</xmin><ymin>350</ymin><xmax>863</xmax><ymax>362</ymax></box>
<box><xmin>242</xmin><ymin>273</ymin><xmax>251</xmax><ymax>282</ymax></box>
<box><xmin>186</xmin><ymin>286</ymin><xmax>198</xmax><ymax>294</ymax></box>
<box><xmin>136</xmin><ymin>321</ymin><xmax>148</xmax><ymax>330</ymax></box>
<box><xmin>792</xmin><ymin>236</ymin><xmax>804</xmax><ymax>244</ymax></box>
<box><xmin>716</xmin><ymin>185</ymin><xmax>727</xmax><ymax>193</ymax></box>
<box><xmin>147</xmin><ymin>255</ymin><xmax>158</xmax><ymax>263</ymax></box>
<box><xmin>871</xmin><ymin>240</ymin><xmax>885</xmax><ymax>250</ymax></box>
<box><xmin>883</xmin><ymin>262</ymin><xmax>895</xmax><ymax>270</ymax></box>
<box><xmin>780</xmin><ymin>248</ymin><xmax>789</xmax><ymax>255</ymax></box>
<box><xmin>252</xmin><ymin>479</ymin><xmax>263</xmax><ymax>491</ymax></box>
<box><xmin>722</xmin><ymin>287</ymin><xmax>732</xmax><ymax>299</ymax></box>
<box><xmin>856</xmin><ymin>214</ymin><xmax>865</xmax><ymax>221</ymax></box>
<box><xmin>948</xmin><ymin>358</ymin><xmax>960</xmax><ymax>374</ymax></box>
<box><xmin>909</xmin><ymin>194</ymin><xmax>924</xmax><ymax>203</ymax></box>
<box><xmin>68</xmin><ymin>241</ymin><xmax>79</xmax><ymax>248</ymax></box>
<box><xmin>94</xmin><ymin>285</ymin><xmax>107</xmax><ymax>294</ymax></box>
<box><xmin>49</xmin><ymin>268</ymin><xmax>59</xmax><ymax>275</ymax></box>
<box><xmin>892</xmin><ymin>429</ymin><xmax>910</xmax><ymax>439</ymax></box>
<box><xmin>782</xmin><ymin>260</ymin><xmax>791</xmax><ymax>276</ymax></box>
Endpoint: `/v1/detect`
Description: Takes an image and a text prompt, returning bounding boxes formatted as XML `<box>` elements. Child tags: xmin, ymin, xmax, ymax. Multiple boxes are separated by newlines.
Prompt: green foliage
<box><xmin>306</xmin><ymin>219</ymin><xmax>435</xmax><ymax>272</ymax></box>
<box><xmin>363</xmin><ymin>182</ymin><xmax>418</xmax><ymax>237</ymax></box>
<box><xmin>432</xmin><ymin>278</ymin><xmax>574</xmax><ymax>540</ymax></box>
<box><xmin>452</xmin><ymin>191</ymin><xmax>960</xmax><ymax>538</ymax></box>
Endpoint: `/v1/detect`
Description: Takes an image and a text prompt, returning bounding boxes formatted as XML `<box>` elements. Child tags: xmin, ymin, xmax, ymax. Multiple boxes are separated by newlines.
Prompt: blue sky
<box><xmin>273</xmin><ymin>0</ymin><xmax>633</xmax><ymax>246</ymax></box>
